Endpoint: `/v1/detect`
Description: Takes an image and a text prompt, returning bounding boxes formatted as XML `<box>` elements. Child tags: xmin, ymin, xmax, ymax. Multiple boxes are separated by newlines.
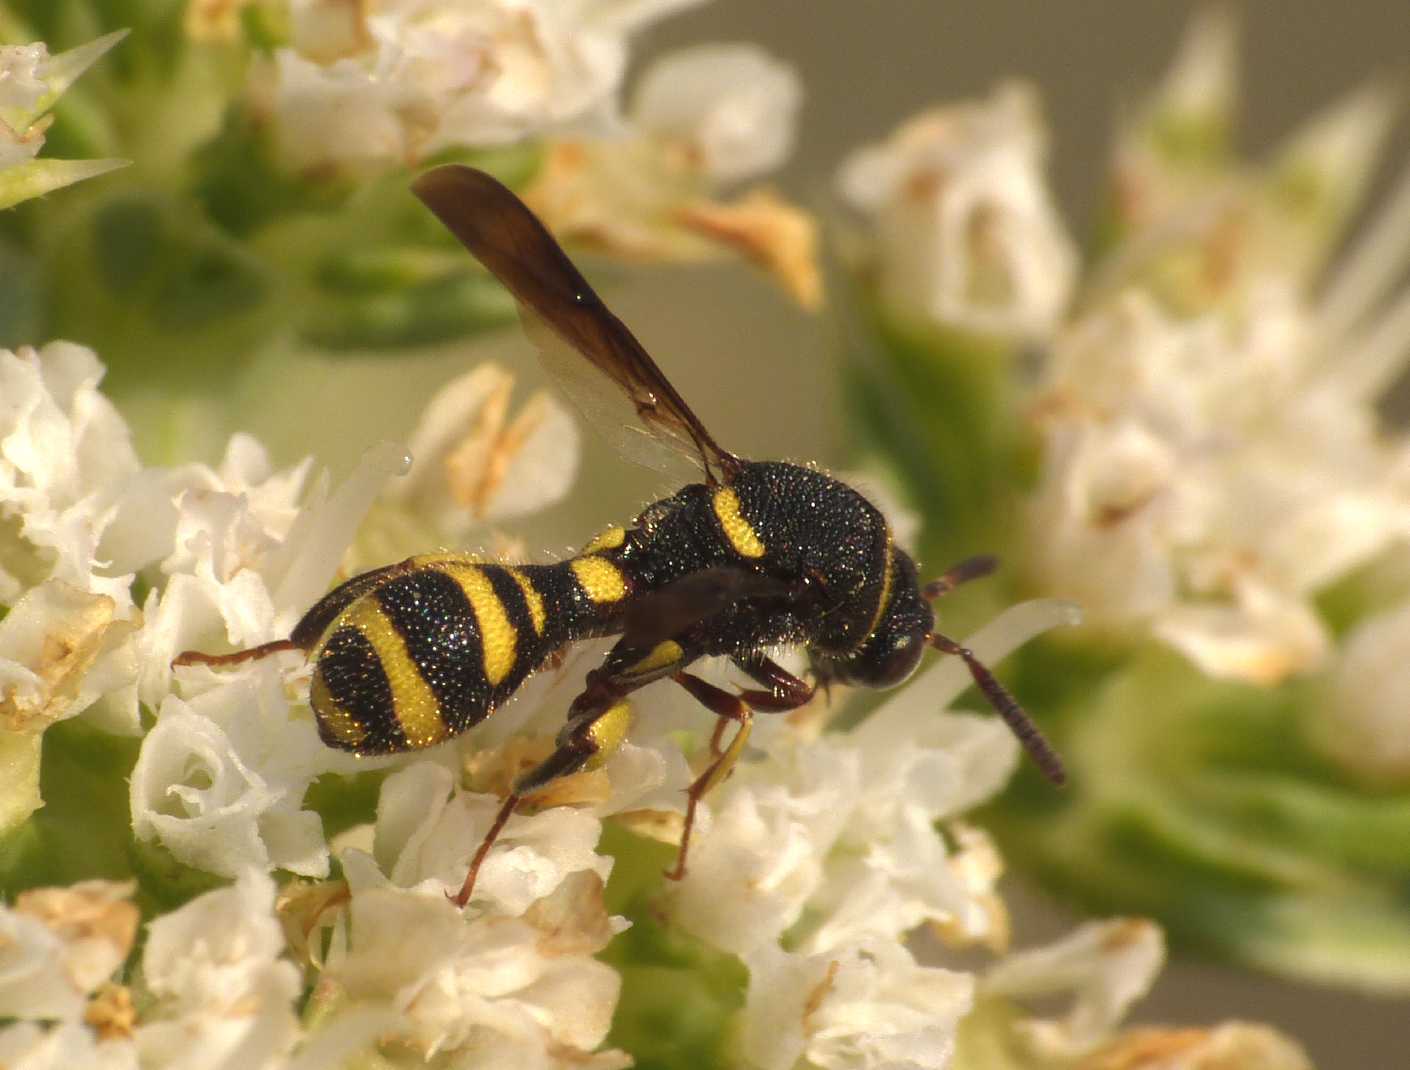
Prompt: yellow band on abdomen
<box><xmin>342</xmin><ymin>598</ymin><xmax>448</xmax><ymax>749</ymax></box>
<box><xmin>442</xmin><ymin>564</ymin><xmax>519</xmax><ymax>686</ymax></box>
<box><xmin>571</xmin><ymin>555</ymin><xmax>628</xmax><ymax>604</ymax></box>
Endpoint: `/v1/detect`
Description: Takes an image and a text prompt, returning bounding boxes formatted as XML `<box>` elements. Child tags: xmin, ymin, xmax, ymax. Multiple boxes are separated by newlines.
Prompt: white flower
<box><xmin>982</xmin><ymin>918</ymin><xmax>1165</xmax><ymax>1060</ymax></box>
<box><xmin>507</xmin><ymin>39</ymin><xmax>814</xmax><ymax>305</ymax></box>
<box><xmin>670</xmin><ymin>600</ymin><xmax>1073</xmax><ymax>959</ymax></box>
<box><xmin>0</xmin><ymin>881</ymin><xmax>137</xmax><ymax>1023</ymax></box>
<box><xmin>1028</xmin><ymin>285</ymin><xmax>1410</xmax><ymax>683</ymax></box>
<box><xmin>0</xmin><ymin>343</ymin><xmax>146</xmax><ymax>821</ymax></box>
<box><xmin>265</xmin><ymin>0</ymin><xmax>704</xmax><ymax>171</ymax></box>
<box><xmin>837</xmin><ymin>83</ymin><xmax>1077</xmax><ymax>338</ymax></box>
<box><xmin>129</xmin><ymin>695</ymin><xmax>330</xmax><ymax>879</ymax></box>
<box><xmin>358</xmin><ymin>760</ymin><xmax>612</xmax><ymax>917</ymax></box>
<box><xmin>1084</xmin><ymin>1021</ymin><xmax>1313</xmax><ymax>1070</ymax></box>
<box><xmin>0</xmin><ymin>35</ymin><xmax>128</xmax><ymax>208</ymax></box>
<box><xmin>668</xmin><ymin>738</ymin><xmax>857</xmax><ymax>957</ymax></box>
<box><xmin>1311</xmin><ymin>600</ymin><xmax>1410</xmax><ymax>785</ymax></box>
<box><xmin>135</xmin><ymin>871</ymin><xmax>301</xmax><ymax>1070</ymax></box>
<box><xmin>631</xmin><ymin>44</ymin><xmax>802</xmax><ymax>183</ymax></box>
<box><xmin>0</xmin><ymin>1020</ymin><xmax>137</xmax><ymax>1070</ymax></box>
<box><xmin>148</xmin><ymin>434</ymin><xmax>405</xmax><ymax>705</ymax></box>
<box><xmin>1105</xmin><ymin>10</ymin><xmax>1395</xmax><ymax>299</ymax></box>
<box><xmin>741</xmin><ymin>940</ymin><xmax>973</xmax><ymax>1070</ymax></box>
<box><xmin>0</xmin><ymin>343</ymin><xmax>141</xmax><ymax>610</ymax></box>
<box><xmin>381</xmin><ymin>362</ymin><xmax>578</xmax><ymax>539</ymax></box>
<box><xmin>0</xmin><ymin>582</ymin><xmax>139</xmax><ymax>738</ymax></box>
<box><xmin>325</xmin><ymin>858</ymin><xmax>628</xmax><ymax>1065</ymax></box>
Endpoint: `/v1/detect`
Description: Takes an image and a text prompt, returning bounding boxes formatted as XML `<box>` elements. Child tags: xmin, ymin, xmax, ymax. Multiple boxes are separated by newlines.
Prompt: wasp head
<box><xmin>818</xmin><ymin>549</ymin><xmax>934</xmax><ymax>690</ymax></box>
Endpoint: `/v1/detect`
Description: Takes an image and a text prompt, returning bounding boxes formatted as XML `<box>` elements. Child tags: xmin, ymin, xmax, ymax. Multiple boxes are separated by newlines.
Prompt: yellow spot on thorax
<box><xmin>713</xmin><ymin>487</ymin><xmax>765</xmax><ymax>558</ymax></box>
<box><xmin>571</xmin><ymin>555</ymin><xmax>628</xmax><ymax>603</ymax></box>
<box><xmin>441</xmin><ymin>564</ymin><xmax>519</xmax><ymax>686</ymax></box>
<box><xmin>504</xmin><ymin>567</ymin><xmax>546</xmax><ymax>636</ymax></box>
<box><xmin>582</xmin><ymin>525</ymin><xmax>627</xmax><ymax>553</ymax></box>
<box><xmin>342</xmin><ymin>598</ymin><xmax>448</xmax><ymax>749</ymax></box>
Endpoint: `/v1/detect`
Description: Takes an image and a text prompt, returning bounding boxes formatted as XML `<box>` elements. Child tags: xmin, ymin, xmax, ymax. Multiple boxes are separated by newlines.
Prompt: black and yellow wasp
<box><xmin>177</xmin><ymin>165</ymin><xmax>1064</xmax><ymax>907</ymax></box>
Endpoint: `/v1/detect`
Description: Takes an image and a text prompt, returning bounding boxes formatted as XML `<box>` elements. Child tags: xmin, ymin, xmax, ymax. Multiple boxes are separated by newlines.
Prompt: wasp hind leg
<box><xmin>451</xmin><ymin>695</ymin><xmax>635</xmax><ymax>908</ymax></box>
<box><xmin>452</xmin><ymin>633</ymin><xmax>692</xmax><ymax>908</ymax></box>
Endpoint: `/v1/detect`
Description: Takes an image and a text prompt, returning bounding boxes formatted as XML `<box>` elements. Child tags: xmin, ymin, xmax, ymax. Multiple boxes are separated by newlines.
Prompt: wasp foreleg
<box><xmin>732</xmin><ymin>655</ymin><xmax>816</xmax><ymax>712</ymax></box>
<box><xmin>666</xmin><ymin>672</ymin><xmax>755</xmax><ymax>882</ymax></box>
<box><xmin>666</xmin><ymin>660</ymin><xmax>818</xmax><ymax>882</ymax></box>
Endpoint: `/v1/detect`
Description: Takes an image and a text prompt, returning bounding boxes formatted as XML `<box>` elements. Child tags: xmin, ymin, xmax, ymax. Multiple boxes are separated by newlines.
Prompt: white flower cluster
<box><xmin>0</xmin><ymin>33</ymin><xmax>127</xmax><ymax>209</ymax></box>
<box><xmin>1026</xmin><ymin>20</ymin><xmax>1410</xmax><ymax>689</ymax></box>
<box><xmin>837</xmin><ymin>15</ymin><xmax>1410</xmax><ymax>692</ymax></box>
<box><xmin>658</xmin><ymin>601</ymin><xmax>1176</xmax><ymax>1070</ymax></box>
<box><xmin>261</xmin><ymin>0</ymin><xmax>770</xmax><ymax>173</ymax></box>
<box><xmin>0</xmin><ymin>338</ymin><xmax>1206</xmax><ymax>1067</ymax></box>
<box><xmin>837</xmin><ymin>82</ymin><xmax>1078</xmax><ymax>339</ymax></box>
<box><xmin>250</xmin><ymin>1</ymin><xmax>817</xmax><ymax>303</ymax></box>
<box><xmin>0</xmin><ymin>341</ymin><xmax>632</xmax><ymax>1066</ymax></box>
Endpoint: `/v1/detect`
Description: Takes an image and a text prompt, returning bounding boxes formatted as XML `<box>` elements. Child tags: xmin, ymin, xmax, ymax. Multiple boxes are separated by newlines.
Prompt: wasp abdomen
<box><xmin>303</xmin><ymin>551</ymin><xmax>634</xmax><ymax>756</ymax></box>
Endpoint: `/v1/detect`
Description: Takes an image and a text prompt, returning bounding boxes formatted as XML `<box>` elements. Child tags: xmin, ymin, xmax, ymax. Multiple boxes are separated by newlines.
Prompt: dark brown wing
<box><xmin>411</xmin><ymin>164</ymin><xmax>743</xmax><ymax>485</ymax></box>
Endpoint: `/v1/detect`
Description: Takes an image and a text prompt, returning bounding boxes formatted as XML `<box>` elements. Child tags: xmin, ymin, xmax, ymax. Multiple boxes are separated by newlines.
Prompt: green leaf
<box><xmin>842</xmin><ymin>294</ymin><xmax>1030</xmax><ymax>570</ymax></box>
<box><xmin>984</xmin><ymin>647</ymin><xmax>1410</xmax><ymax>993</ymax></box>
<box><xmin>40</xmin><ymin>188</ymin><xmax>277</xmax><ymax>393</ymax></box>
<box><xmin>599</xmin><ymin>823</ymin><xmax>748</xmax><ymax>1070</ymax></box>
<box><xmin>0</xmin><ymin>718</ymin><xmax>140</xmax><ymax>896</ymax></box>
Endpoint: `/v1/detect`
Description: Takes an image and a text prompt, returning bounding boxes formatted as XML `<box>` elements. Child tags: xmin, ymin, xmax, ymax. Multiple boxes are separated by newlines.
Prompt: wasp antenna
<box><xmin>171</xmin><ymin>638</ymin><xmax>302</xmax><ymax>670</ymax></box>
<box><xmin>930</xmin><ymin>631</ymin><xmax>1066</xmax><ymax>785</ymax></box>
<box><xmin>922</xmin><ymin>555</ymin><xmax>1000</xmax><ymax>601</ymax></box>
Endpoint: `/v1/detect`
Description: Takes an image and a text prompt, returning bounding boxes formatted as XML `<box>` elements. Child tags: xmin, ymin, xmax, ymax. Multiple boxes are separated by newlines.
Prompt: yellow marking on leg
<box><xmin>712</xmin><ymin>487</ymin><xmax>765</xmax><ymax>559</ymax></box>
<box><xmin>309</xmin><ymin>672</ymin><xmax>368</xmax><ymax>748</ymax></box>
<box><xmin>442</xmin><ymin>564</ymin><xmax>518</xmax><ymax>686</ymax></box>
<box><xmin>343</xmin><ymin>599</ymin><xmax>448</xmax><ymax>749</ymax></box>
<box><xmin>700</xmin><ymin>710</ymin><xmax>753</xmax><ymax>796</ymax></box>
<box><xmin>668</xmin><ymin>707</ymin><xmax>754</xmax><ymax>881</ymax></box>
<box><xmin>582</xmin><ymin>525</ymin><xmax>627</xmax><ymax>553</ymax></box>
<box><xmin>584</xmin><ymin>701</ymin><xmax>634</xmax><ymax>771</ymax></box>
<box><xmin>504</xmin><ymin>567</ymin><xmax>546</xmax><ymax>636</ymax></box>
<box><xmin>625</xmin><ymin>639</ymin><xmax>684</xmax><ymax>678</ymax></box>
<box><xmin>570</xmin><ymin>555</ymin><xmax>628</xmax><ymax>603</ymax></box>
